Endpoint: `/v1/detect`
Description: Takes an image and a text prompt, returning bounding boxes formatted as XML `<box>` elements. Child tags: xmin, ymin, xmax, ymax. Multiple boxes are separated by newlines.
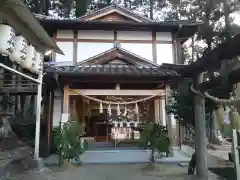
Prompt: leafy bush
<box><xmin>54</xmin><ymin>119</ymin><xmax>87</xmax><ymax>165</ymax></box>
<box><xmin>138</xmin><ymin>123</ymin><xmax>170</xmax><ymax>163</ymax></box>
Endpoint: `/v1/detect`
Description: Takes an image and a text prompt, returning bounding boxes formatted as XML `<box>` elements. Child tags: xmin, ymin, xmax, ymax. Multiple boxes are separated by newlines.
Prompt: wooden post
<box><xmin>63</xmin><ymin>85</ymin><xmax>69</xmax><ymax>114</ymax></box>
<box><xmin>194</xmin><ymin>73</ymin><xmax>208</xmax><ymax>178</ymax></box>
<box><xmin>165</xmin><ymin>84</ymin><xmax>173</xmax><ymax>156</ymax></box>
<box><xmin>62</xmin><ymin>85</ymin><xmax>69</xmax><ymax>125</ymax></box>
<box><xmin>232</xmin><ymin>129</ymin><xmax>240</xmax><ymax>180</ymax></box>
<box><xmin>154</xmin><ymin>99</ymin><xmax>160</xmax><ymax>124</ymax></box>
<box><xmin>46</xmin><ymin>90</ymin><xmax>54</xmax><ymax>152</ymax></box>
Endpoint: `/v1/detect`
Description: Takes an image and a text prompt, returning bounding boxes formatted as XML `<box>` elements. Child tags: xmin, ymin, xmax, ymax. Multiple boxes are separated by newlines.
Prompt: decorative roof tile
<box><xmin>44</xmin><ymin>64</ymin><xmax>179</xmax><ymax>77</ymax></box>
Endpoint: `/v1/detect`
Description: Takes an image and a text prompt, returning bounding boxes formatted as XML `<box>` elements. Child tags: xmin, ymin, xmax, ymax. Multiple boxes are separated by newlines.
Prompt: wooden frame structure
<box><xmin>0</xmin><ymin>0</ymin><xmax>62</xmax><ymax>158</ymax></box>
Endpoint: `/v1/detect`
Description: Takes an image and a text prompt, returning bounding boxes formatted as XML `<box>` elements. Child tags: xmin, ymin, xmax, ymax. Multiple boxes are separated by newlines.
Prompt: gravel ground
<box><xmin>47</xmin><ymin>163</ymin><xmax>221</xmax><ymax>180</ymax></box>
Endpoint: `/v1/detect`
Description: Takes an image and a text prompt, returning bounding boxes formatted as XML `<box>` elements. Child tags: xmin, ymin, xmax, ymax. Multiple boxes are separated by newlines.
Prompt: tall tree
<box><xmin>166</xmin><ymin>0</ymin><xmax>237</xmax><ymax>176</ymax></box>
<box><xmin>23</xmin><ymin>0</ymin><xmax>50</xmax><ymax>15</ymax></box>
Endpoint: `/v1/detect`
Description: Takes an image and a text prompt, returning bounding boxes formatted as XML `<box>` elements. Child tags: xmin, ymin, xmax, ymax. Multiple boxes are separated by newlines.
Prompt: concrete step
<box><xmin>80</xmin><ymin>150</ymin><xmax>190</xmax><ymax>164</ymax></box>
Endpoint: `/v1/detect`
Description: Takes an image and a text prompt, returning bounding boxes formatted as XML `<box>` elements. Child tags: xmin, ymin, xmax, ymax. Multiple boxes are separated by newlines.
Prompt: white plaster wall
<box><xmin>156</xmin><ymin>32</ymin><xmax>172</xmax><ymax>41</ymax></box>
<box><xmin>117</xmin><ymin>31</ymin><xmax>152</xmax><ymax>40</ymax></box>
<box><xmin>120</xmin><ymin>43</ymin><xmax>153</xmax><ymax>61</ymax></box>
<box><xmin>53</xmin><ymin>97</ymin><xmax>62</xmax><ymax>127</ymax></box>
<box><xmin>55</xmin><ymin>42</ymin><xmax>73</xmax><ymax>62</ymax></box>
<box><xmin>77</xmin><ymin>42</ymin><xmax>114</xmax><ymax>62</ymax></box>
<box><xmin>56</xmin><ymin>30</ymin><xmax>73</xmax><ymax>39</ymax></box>
<box><xmin>52</xmin><ymin>89</ymin><xmax>62</xmax><ymax>127</ymax></box>
<box><xmin>156</xmin><ymin>43</ymin><xmax>174</xmax><ymax>65</ymax></box>
<box><xmin>78</xmin><ymin>30</ymin><xmax>114</xmax><ymax>40</ymax></box>
<box><xmin>54</xmin><ymin>30</ymin><xmax>174</xmax><ymax>63</ymax></box>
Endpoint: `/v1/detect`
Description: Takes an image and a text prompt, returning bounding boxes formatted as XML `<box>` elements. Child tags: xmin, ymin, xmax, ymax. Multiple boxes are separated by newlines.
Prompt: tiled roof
<box><xmin>44</xmin><ymin>64</ymin><xmax>179</xmax><ymax>77</ymax></box>
<box><xmin>77</xmin><ymin>4</ymin><xmax>153</xmax><ymax>23</ymax></box>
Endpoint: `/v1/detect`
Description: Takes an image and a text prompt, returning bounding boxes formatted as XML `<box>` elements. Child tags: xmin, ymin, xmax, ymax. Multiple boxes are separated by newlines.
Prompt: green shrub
<box><xmin>54</xmin><ymin>119</ymin><xmax>87</xmax><ymax>165</ymax></box>
<box><xmin>139</xmin><ymin>123</ymin><xmax>170</xmax><ymax>163</ymax></box>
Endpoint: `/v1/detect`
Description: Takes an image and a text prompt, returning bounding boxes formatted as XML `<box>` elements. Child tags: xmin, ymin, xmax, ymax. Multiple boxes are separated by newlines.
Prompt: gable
<box><xmin>77</xmin><ymin>47</ymin><xmax>159</xmax><ymax>67</ymax></box>
<box><xmin>95</xmin><ymin>12</ymin><xmax>136</xmax><ymax>22</ymax></box>
<box><xmin>77</xmin><ymin>5</ymin><xmax>153</xmax><ymax>23</ymax></box>
<box><xmin>103</xmin><ymin>59</ymin><xmax>132</xmax><ymax>65</ymax></box>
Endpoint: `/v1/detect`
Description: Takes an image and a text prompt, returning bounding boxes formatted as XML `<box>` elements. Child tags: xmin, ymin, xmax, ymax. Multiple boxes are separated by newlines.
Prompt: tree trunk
<box><xmin>149</xmin><ymin>0</ymin><xmax>154</xmax><ymax>20</ymax></box>
<box><xmin>150</xmin><ymin>149</ymin><xmax>155</xmax><ymax>164</ymax></box>
<box><xmin>188</xmin><ymin>152</ymin><xmax>196</xmax><ymax>175</ymax></box>
<box><xmin>223</xmin><ymin>0</ymin><xmax>231</xmax><ymax>39</ymax></box>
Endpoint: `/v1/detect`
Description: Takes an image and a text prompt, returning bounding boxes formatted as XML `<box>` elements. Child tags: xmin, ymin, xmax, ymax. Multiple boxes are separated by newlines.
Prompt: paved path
<box><xmin>47</xmin><ymin>164</ymin><xmax>220</xmax><ymax>180</ymax></box>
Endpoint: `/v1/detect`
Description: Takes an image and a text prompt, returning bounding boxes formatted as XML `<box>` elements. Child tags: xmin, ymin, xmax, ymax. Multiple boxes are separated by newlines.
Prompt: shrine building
<box><xmin>38</xmin><ymin>5</ymin><xmax>201</xmax><ymax>151</ymax></box>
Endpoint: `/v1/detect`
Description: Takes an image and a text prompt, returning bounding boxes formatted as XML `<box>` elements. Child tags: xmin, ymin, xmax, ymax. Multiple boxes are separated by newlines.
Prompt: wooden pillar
<box><xmin>44</xmin><ymin>91</ymin><xmax>50</xmax><ymax>152</ymax></box>
<box><xmin>194</xmin><ymin>73</ymin><xmax>208</xmax><ymax>178</ymax></box>
<box><xmin>62</xmin><ymin>85</ymin><xmax>70</xmax><ymax>124</ymax></box>
<box><xmin>159</xmin><ymin>97</ymin><xmax>165</xmax><ymax>125</ymax></box>
<box><xmin>63</xmin><ymin>85</ymin><xmax>69</xmax><ymax>113</ymax></box>
<box><xmin>165</xmin><ymin>84</ymin><xmax>173</xmax><ymax>156</ymax></box>
<box><xmin>152</xmin><ymin>31</ymin><xmax>157</xmax><ymax>63</ymax></box>
<box><xmin>154</xmin><ymin>99</ymin><xmax>160</xmax><ymax>124</ymax></box>
<box><xmin>73</xmin><ymin>30</ymin><xmax>78</xmax><ymax>64</ymax></box>
<box><xmin>47</xmin><ymin>90</ymin><xmax>54</xmax><ymax>151</ymax></box>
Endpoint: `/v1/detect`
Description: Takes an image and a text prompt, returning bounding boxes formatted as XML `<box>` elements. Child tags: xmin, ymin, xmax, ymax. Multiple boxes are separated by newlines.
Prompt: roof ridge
<box><xmin>77</xmin><ymin>4</ymin><xmax>153</xmax><ymax>22</ymax></box>
<box><xmin>77</xmin><ymin>5</ymin><xmax>115</xmax><ymax>19</ymax></box>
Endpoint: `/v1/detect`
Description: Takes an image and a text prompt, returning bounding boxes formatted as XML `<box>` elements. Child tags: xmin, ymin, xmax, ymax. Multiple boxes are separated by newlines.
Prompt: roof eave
<box><xmin>0</xmin><ymin>0</ymin><xmax>63</xmax><ymax>55</ymax></box>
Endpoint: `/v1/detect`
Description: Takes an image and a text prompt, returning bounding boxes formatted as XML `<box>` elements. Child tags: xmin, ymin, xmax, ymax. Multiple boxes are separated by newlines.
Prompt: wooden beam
<box><xmin>0</xmin><ymin>87</ymin><xmax>37</xmax><ymax>93</ymax></box>
<box><xmin>68</xmin><ymin>89</ymin><xmax>165</xmax><ymax>96</ymax></box>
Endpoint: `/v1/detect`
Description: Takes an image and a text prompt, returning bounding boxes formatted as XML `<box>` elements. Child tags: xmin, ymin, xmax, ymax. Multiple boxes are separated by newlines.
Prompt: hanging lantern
<box><xmin>9</xmin><ymin>35</ymin><xmax>28</xmax><ymax>63</ymax></box>
<box><xmin>0</xmin><ymin>24</ymin><xmax>16</xmax><ymax>56</ymax></box>
<box><xmin>21</xmin><ymin>45</ymin><xmax>36</xmax><ymax>70</ymax></box>
<box><xmin>116</xmin><ymin>104</ymin><xmax>121</xmax><ymax>116</ymax></box>
<box><xmin>99</xmin><ymin>102</ymin><xmax>103</xmax><ymax>114</ymax></box>
<box><xmin>30</xmin><ymin>51</ymin><xmax>43</xmax><ymax>74</ymax></box>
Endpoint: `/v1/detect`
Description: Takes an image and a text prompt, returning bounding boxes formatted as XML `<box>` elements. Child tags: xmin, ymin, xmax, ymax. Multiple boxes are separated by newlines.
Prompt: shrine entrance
<box><xmin>45</xmin><ymin>47</ymin><xmax>180</xmax><ymax>151</ymax></box>
<box><xmin>69</xmin><ymin>93</ymin><xmax>157</xmax><ymax>149</ymax></box>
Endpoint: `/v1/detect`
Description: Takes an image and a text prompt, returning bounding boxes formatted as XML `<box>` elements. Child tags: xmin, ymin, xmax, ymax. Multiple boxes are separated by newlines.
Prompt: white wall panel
<box><xmin>117</xmin><ymin>31</ymin><xmax>152</xmax><ymax>40</ymax></box>
<box><xmin>156</xmin><ymin>43</ymin><xmax>174</xmax><ymax>65</ymax></box>
<box><xmin>53</xmin><ymin>97</ymin><xmax>62</xmax><ymax>127</ymax></box>
<box><xmin>78</xmin><ymin>30</ymin><xmax>114</xmax><ymax>40</ymax></box>
<box><xmin>156</xmin><ymin>32</ymin><xmax>172</xmax><ymax>41</ymax></box>
<box><xmin>56</xmin><ymin>30</ymin><xmax>73</xmax><ymax>39</ymax></box>
<box><xmin>77</xmin><ymin>42</ymin><xmax>114</xmax><ymax>62</ymax></box>
<box><xmin>56</xmin><ymin>42</ymin><xmax>73</xmax><ymax>62</ymax></box>
<box><xmin>121</xmin><ymin>43</ymin><xmax>153</xmax><ymax>61</ymax></box>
